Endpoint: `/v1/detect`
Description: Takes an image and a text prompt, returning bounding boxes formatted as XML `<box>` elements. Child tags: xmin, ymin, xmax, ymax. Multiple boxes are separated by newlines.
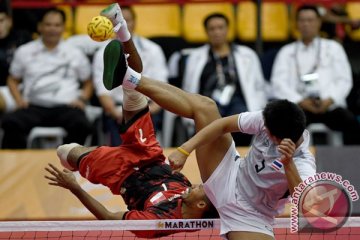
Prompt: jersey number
<box><xmin>255</xmin><ymin>159</ymin><xmax>265</xmax><ymax>173</ymax></box>
<box><xmin>139</xmin><ymin>128</ymin><xmax>147</xmax><ymax>143</ymax></box>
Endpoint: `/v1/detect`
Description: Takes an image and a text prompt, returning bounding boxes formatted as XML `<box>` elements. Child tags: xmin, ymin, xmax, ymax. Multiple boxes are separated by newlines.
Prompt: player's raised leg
<box><xmin>102</xmin><ymin>39</ymin><xmax>232</xmax><ymax>181</ymax></box>
<box><xmin>138</xmin><ymin>77</ymin><xmax>236</xmax><ymax>180</ymax></box>
<box><xmin>101</xmin><ymin>3</ymin><xmax>142</xmax><ymax>90</ymax></box>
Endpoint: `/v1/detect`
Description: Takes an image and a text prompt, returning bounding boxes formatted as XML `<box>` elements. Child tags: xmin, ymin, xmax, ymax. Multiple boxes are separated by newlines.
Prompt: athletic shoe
<box><xmin>100</xmin><ymin>3</ymin><xmax>123</xmax><ymax>32</ymax></box>
<box><xmin>103</xmin><ymin>39</ymin><xmax>127</xmax><ymax>90</ymax></box>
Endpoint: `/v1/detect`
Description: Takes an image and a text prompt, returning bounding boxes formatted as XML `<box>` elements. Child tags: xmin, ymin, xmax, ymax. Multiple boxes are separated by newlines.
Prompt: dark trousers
<box><xmin>1</xmin><ymin>105</ymin><xmax>92</xmax><ymax>149</ymax></box>
<box><xmin>305</xmin><ymin>107</ymin><xmax>360</xmax><ymax>145</ymax></box>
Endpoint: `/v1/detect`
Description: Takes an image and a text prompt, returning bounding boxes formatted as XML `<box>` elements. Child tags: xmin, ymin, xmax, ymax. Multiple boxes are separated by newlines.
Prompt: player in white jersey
<box><xmin>98</xmin><ymin>3</ymin><xmax>316</xmax><ymax>239</ymax></box>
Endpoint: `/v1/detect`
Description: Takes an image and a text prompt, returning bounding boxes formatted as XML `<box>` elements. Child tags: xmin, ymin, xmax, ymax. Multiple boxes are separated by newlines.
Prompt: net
<box><xmin>1</xmin><ymin>218</ymin><xmax>360</xmax><ymax>240</ymax></box>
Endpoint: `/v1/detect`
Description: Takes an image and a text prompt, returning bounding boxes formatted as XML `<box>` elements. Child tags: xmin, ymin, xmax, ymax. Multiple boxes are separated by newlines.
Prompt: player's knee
<box><xmin>57</xmin><ymin>143</ymin><xmax>81</xmax><ymax>171</ymax></box>
<box><xmin>197</xmin><ymin>95</ymin><xmax>218</xmax><ymax>114</ymax></box>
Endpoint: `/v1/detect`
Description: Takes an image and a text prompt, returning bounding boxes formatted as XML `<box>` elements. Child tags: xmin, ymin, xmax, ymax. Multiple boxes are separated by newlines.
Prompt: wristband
<box><xmin>177</xmin><ymin>147</ymin><xmax>190</xmax><ymax>156</ymax></box>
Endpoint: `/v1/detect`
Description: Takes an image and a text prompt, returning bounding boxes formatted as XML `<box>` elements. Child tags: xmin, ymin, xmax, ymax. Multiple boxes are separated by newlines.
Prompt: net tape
<box><xmin>1</xmin><ymin>218</ymin><xmax>360</xmax><ymax>232</ymax></box>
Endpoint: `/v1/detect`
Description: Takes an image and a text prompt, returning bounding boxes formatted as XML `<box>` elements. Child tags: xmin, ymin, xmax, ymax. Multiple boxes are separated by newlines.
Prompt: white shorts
<box><xmin>0</xmin><ymin>87</ymin><xmax>16</xmax><ymax>113</ymax></box>
<box><xmin>203</xmin><ymin>142</ymin><xmax>274</xmax><ymax>238</ymax></box>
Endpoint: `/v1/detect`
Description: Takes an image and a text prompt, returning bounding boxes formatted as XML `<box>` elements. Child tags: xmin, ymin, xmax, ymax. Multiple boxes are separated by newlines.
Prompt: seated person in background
<box><xmin>45</xmin><ymin>8</ymin><xmax>216</xmax><ymax>236</ymax></box>
<box><xmin>65</xmin><ymin>33</ymin><xmax>104</xmax><ymax>59</ymax></box>
<box><xmin>319</xmin><ymin>3</ymin><xmax>360</xmax><ymax>43</ymax></box>
<box><xmin>1</xmin><ymin>8</ymin><xmax>93</xmax><ymax>149</ymax></box>
<box><xmin>92</xmin><ymin>5</ymin><xmax>168</xmax><ymax>146</ymax></box>
<box><xmin>180</xmin><ymin>13</ymin><xmax>268</xmax><ymax>146</ymax></box>
<box><xmin>0</xmin><ymin>3</ymin><xmax>31</xmax><ymax>115</ymax></box>
<box><xmin>271</xmin><ymin>5</ymin><xmax>360</xmax><ymax>145</ymax></box>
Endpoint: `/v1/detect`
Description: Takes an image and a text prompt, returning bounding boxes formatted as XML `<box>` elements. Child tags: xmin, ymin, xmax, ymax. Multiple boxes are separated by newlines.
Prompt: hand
<box><xmin>168</xmin><ymin>150</ymin><xmax>188</xmax><ymax>173</ymax></box>
<box><xmin>44</xmin><ymin>163</ymin><xmax>80</xmax><ymax>191</ymax></box>
<box><xmin>17</xmin><ymin>99</ymin><xmax>29</xmax><ymax>109</ymax></box>
<box><xmin>317</xmin><ymin>98</ymin><xmax>333</xmax><ymax>113</ymax></box>
<box><xmin>69</xmin><ymin>99</ymin><xmax>86</xmax><ymax>110</ymax></box>
<box><xmin>298</xmin><ymin>98</ymin><xmax>320</xmax><ymax>113</ymax></box>
<box><xmin>277</xmin><ymin>138</ymin><xmax>296</xmax><ymax>166</ymax></box>
<box><xmin>111</xmin><ymin>109</ymin><xmax>123</xmax><ymax>124</ymax></box>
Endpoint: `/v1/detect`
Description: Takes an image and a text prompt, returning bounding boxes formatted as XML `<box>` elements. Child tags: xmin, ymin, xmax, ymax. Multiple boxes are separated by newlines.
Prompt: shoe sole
<box><xmin>103</xmin><ymin>39</ymin><xmax>123</xmax><ymax>90</ymax></box>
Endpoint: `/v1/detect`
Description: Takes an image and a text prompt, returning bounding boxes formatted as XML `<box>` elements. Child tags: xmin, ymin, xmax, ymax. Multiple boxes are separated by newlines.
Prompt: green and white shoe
<box><xmin>100</xmin><ymin>3</ymin><xmax>123</xmax><ymax>32</ymax></box>
<box><xmin>103</xmin><ymin>39</ymin><xmax>127</xmax><ymax>90</ymax></box>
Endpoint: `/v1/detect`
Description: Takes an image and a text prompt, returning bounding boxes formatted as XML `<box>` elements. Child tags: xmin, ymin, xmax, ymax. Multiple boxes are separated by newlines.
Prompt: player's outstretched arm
<box><xmin>169</xmin><ymin>114</ymin><xmax>239</xmax><ymax>171</ymax></box>
<box><xmin>45</xmin><ymin>163</ymin><xmax>125</xmax><ymax>220</ymax></box>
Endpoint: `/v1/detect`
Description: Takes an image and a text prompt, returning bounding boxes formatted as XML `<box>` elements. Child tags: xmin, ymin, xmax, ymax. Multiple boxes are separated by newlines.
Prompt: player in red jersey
<box><xmin>44</xmin><ymin>5</ymin><xmax>217</xmax><ymax>238</ymax></box>
<box><xmin>45</xmin><ymin>107</ymin><xmax>212</xmax><ymax>238</ymax></box>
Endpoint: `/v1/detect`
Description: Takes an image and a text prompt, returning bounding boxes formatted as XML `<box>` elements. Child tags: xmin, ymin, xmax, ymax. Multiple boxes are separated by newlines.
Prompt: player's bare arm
<box><xmin>45</xmin><ymin>163</ymin><xmax>125</xmax><ymax>220</ymax></box>
<box><xmin>7</xmin><ymin>75</ymin><xmax>28</xmax><ymax>108</ymax></box>
<box><xmin>277</xmin><ymin>139</ymin><xmax>302</xmax><ymax>195</ymax></box>
<box><xmin>169</xmin><ymin>114</ymin><xmax>239</xmax><ymax>171</ymax></box>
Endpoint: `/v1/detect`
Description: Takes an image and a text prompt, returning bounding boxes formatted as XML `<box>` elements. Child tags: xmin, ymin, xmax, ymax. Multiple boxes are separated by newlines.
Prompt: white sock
<box><xmin>115</xmin><ymin>20</ymin><xmax>131</xmax><ymax>42</ymax></box>
<box><xmin>123</xmin><ymin>66</ymin><xmax>141</xmax><ymax>89</ymax></box>
<box><xmin>122</xmin><ymin>88</ymin><xmax>147</xmax><ymax>111</ymax></box>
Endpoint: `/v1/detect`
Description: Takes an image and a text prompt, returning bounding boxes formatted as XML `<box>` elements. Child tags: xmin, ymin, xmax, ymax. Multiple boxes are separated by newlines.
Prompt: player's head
<box><xmin>0</xmin><ymin>3</ymin><xmax>12</xmax><ymax>39</ymax></box>
<box><xmin>183</xmin><ymin>184</ymin><xmax>219</xmax><ymax>218</ymax></box>
<box><xmin>203</xmin><ymin>13</ymin><xmax>229</xmax><ymax>47</ymax></box>
<box><xmin>263</xmin><ymin>99</ymin><xmax>306</xmax><ymax>144</ymax></box>
<box><xmin>121</xmin><ymin>6</ymin><xmax>136</xmax><ymax>34</ymax></box>
<box><xmin>296</xmin><ymin>5</ymin><xmax>321</xmax><ymax>41</ymax></box>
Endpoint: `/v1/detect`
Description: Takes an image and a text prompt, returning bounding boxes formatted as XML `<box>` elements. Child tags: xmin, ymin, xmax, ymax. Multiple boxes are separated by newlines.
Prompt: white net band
<box><xmin>1</xmin><ymin>217</ymin><xmax>360</xmax><ymax>232</ymax></box>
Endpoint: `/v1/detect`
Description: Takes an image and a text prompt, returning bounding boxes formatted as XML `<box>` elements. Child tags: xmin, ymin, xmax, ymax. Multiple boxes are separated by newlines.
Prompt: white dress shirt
<box><xmin>10</xmin><ymin>38</ymin><xmax>91</xmax><ymax>107</ymax></box>
<box><xmin>271</xmin><ymin>37</ymin><xmax>352</xmax><ymax>108</ymax></box>
<box><xmin>182</xmin><ymin>44</ymin><xmax>268</xmax><ymax>112</ymax></box>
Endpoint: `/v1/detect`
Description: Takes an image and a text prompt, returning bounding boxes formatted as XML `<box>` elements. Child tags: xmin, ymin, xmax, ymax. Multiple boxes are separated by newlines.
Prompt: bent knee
<box><xmin>195</xmin><ymin>95</ymin><xmax>220</xmax><ymax>118</ymax></box>
<box><xmin>197</xmin><ymin>94</ymin><xmax>218</xmax><ymax>111</ymax></box>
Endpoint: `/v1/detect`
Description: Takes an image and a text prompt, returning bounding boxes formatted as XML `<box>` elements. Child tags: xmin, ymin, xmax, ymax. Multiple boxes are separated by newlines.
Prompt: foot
<box><xmin>103</xmin><ymin>39</ymin><xmax>127</xmax><ymax>90</ymax></box>
<box><xmin>100</xmin><ymin>3</ymin><xmax>123</xmax><ymax>32</ymax></box>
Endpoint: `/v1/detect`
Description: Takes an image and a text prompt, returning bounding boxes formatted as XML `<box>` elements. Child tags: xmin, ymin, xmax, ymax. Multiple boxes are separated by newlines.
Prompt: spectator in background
<box><xmin>271</xmin><ymin>5</ymin><xmax>360</xmax><ymax>145</ymax></box>
<box><xmin>319</xmin><ymin>3</ymin><xmax>360</xmax><ymax>43</ymax></box>
<box><xmin>1</xmin><ymin>8</ymin><xmax>93</xmax><ymax>149</ymax></box>
<box><xmin>0</xmin><ymin>3</ymin><xmax>31</xmax><ymax>114</ymax></box>
<box><xmin>92</xmin><ymin>5</ymin><xmax>168</xmax><ymax>146</ymax></box>
<box><xmin>180</xmin><ymin>13</ymin><xmax>268</xmax><ymax>146</ymax></box>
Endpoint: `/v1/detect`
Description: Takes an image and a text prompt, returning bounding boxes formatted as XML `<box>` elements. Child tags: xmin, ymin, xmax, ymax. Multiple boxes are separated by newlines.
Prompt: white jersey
<box><xmin>203</xmin><ymin>111</ymin><xmax>316</xmax><ymax>237</ymax></box>
<box><xmin>9</xmin><ymin>38</ymin><xmax>91</xmax><ymax>107</ymax></box>
<box><xmin>237</xmin><ymin>111</ymin><xmax>316</xmax><ymax>217</ymax></box>
<box><xmin>93</xmin><ymin>35</ymin><xmax>168</xmax><ymax>104</ymax></box>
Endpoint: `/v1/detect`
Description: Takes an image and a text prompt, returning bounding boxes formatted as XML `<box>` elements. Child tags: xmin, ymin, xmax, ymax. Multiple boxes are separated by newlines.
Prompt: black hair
<box><xmin>203</xmin><ymin>13</ymin><xmax>229</xmax><ymax>30</ymax></box>
<box><xmin>262</xmin><ymin>99</ymin><xmax>306</xmax><ymax>143</ymax></box>
<box><xmin>296</xmin><ymin>4</ymin><xmax>321</xmax><ymax>20</ymax></box>
<box><xmin>40</xmin><ymin>8</ymin><xmax>66</xmax><ymax>24</ymax></box>
<box><xmin>0</xmin><ymin>0</ymin><xmax>11</xmax><ymax>16</ymax></box>
<box><xmin>202</xmin><ymin>196</ymin><xmax>219</xmax><ymax>219</ymax></box>
<box><xmin>121</xmin><ymin>6</ymin><xmax>136</xmax><ymax>21</ymax></box>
